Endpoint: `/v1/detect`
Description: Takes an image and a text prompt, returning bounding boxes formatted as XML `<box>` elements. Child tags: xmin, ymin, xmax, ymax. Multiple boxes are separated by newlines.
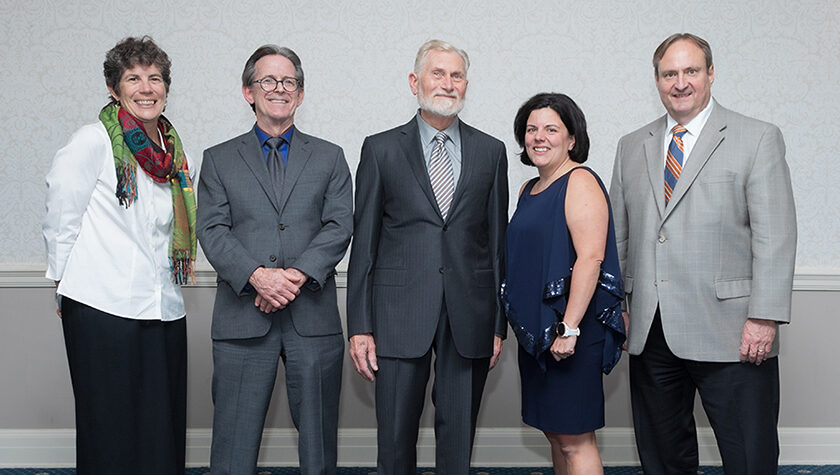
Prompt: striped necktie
<box><xmin>664</xmin><ymin>124</ymin><xmax>688</xmax><ymax>204</ymax></box>
<box><xmin>429</xmin><ymin>131</ymin><xmax>455</xmax><ymax>219</ymax></box>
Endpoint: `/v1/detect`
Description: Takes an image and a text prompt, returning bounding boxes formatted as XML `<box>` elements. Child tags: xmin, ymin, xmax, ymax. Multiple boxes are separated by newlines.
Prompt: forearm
<box><xmin>346</xmin><ymin>139</ymin><xmax>382</xmax><ymax>337</ymax></box>
<box><xmin>293</xmin><ymin>222</ymin><xmax>351</xmax><ymax>288</ymax></box>
<box><xmin>745</xmin><ymin>125</ymin><xmax>797</xmax><ymax>321</ymax></box>
<box><xmin>196</xmin><ymin>152</ymin><xmax>261</xmax><ymax>292</ymax></box>
<box><xmin>292</xmin><ymin>152</ymin><xmax>353</xmax><ymax>287</ymax></box>
<box><xmin>563</xmin><ymin>257</ymin><xmax>602</xmax><ymax>328</ymax></box>
<box><xmin>488</xmin><ymin>147</ymin><xmax>509</xmax><ymax>338</ymax></box>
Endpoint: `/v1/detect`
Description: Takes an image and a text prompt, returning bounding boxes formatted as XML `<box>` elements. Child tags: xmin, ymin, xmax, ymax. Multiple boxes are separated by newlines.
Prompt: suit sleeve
<box><xmin>196</xmin><ymin>148</ymin><xmax>261</xmax><ymax>295</ymax></box>
<box><xmin>346</xmin><ymin>137</ymin><xmax>383</xmax><ymax>337</ymax></box>
<box><xmin>745</xmin><ymin>124</ymin><xmax>797</xmax><ymax>322</ymax></box>
<box><xmin>609</xmin><ymin>137</ymin><xmax>629</xmax><ymax>287</ymax></box>
<box><xmin>490</xmin><ymin>142</ymin><xmax>509</xmax><ymax>338</ymax></box>
<box><xmin>290</xmin><ymin>147</ymin><xmax>354</xmax><ymax>290</ymax></box>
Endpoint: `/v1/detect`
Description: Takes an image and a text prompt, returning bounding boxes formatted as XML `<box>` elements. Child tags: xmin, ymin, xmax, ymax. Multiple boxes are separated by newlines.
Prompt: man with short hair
<box><xmin>347</xmin><ymin>39</ymin><xmax>509</xmax><ymax>474</ymax></box>
<box><xmin>610</xmin><ymin>33</ymin><xmax>797</xmax><ymax>474</ymax></box>
<box><xmin>197</xmin><ymin>45</ymin><xmax>353</xmax><ymax>475</ymax></box>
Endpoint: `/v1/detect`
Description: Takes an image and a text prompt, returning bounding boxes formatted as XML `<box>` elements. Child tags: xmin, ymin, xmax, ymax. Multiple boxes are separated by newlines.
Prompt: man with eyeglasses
<box><xmin>197</xmin><ymin>45</ymin><xmax>353</xmax><ymax>475</ymax></box>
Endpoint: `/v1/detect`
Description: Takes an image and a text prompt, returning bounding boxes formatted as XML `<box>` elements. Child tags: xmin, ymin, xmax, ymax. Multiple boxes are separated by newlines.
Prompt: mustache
<box><xmin>430</xmin><ymin>89</ymin><xmax>459</xmax><ymax>99</ymax></box>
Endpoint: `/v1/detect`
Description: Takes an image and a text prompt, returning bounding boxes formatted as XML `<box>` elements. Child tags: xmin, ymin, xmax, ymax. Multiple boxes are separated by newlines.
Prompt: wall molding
<box><xmin>0</xmin><ymin>266</ymin><xmax>837</xmax><ymax>291</ymax></box>
<box><xmin>0</xmin><ymin>427</ymin><xmax>838</xmax><ymax>468</ymax></box>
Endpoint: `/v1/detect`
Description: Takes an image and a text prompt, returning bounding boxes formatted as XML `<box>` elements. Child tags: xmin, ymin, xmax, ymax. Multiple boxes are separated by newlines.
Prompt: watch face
<box><xmin>556</xmin><ymin>321</ymin><xmax>578</xmax><ymax>337</ymax></box>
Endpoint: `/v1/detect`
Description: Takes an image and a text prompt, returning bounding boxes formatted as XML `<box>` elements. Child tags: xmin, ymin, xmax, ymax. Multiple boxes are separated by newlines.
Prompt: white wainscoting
<box><xmin>1</xmin><ymin>267</ymin><xmax>838</xmax><ymax>290</ymax></box>
<box><xmin>1</xmin><ymin>427</ymin><xmax>839</xmax><ymax>468</ymax></box>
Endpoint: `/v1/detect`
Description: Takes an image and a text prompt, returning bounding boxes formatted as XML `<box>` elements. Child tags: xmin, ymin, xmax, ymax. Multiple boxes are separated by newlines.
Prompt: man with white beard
<box><xmin>347</xmin><ymin>39</ymin><xmax>509</xmax><ymax>474</ymax></box>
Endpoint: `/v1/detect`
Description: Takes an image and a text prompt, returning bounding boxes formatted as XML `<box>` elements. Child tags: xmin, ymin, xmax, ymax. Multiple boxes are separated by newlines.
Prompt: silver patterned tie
<box><xmin>429</xmin><ymin>131</ymin><xmax>455</xmax><ymax>219</ymax></box>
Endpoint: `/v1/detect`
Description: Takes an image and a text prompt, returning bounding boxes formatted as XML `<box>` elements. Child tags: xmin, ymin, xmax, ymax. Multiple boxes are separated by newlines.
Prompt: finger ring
<box><xmin>757</xmin><ymin>349</ymin><xmax>765</xmax><ymax>353</ymax></box>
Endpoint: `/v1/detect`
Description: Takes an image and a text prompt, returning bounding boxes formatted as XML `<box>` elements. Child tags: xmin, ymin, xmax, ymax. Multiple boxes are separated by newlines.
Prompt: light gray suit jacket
<box><xmin>610</xmin><ymin>101</ymin><xmax>796</xmax><ymax>362</ymax></box>
<box><xmin>347</xmin><ymin>117</ymin><xmax>508</xmax><ymax>359</ymax></box>
<box><xmin>197</xmin><ymin>127</ymin><xmax>353</xmax><ymax>340</ymax></box>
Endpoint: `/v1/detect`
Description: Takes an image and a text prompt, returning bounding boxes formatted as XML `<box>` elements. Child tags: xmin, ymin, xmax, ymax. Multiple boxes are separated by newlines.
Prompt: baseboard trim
<box><xmin>0</xmin><ymin>267</ymin><xmax>838</xmax><ymax>291</ymax></box>
<box><xmin>1</xmin><ymin>427</ymin><xmax>838</xmax><ymax>468</ymax></box>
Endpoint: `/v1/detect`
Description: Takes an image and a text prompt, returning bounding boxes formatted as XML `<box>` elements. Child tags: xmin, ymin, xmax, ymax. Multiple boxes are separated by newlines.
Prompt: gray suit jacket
<box><xmin>347</xmin><ymin>117</ymin><xmax>508</xmax><ymax>359</ymax></box>
<box><xmin>197</xmin><ymin>127</ymin><xmax>353</xmax><ymax>340</ymax></box>
<box><xmin>610</xmin><ymin>101</ymin><xmax>796</xmax><ymax>362</ymax></box>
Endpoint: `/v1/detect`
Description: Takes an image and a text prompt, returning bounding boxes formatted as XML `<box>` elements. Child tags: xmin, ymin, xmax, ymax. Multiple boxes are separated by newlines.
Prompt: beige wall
<box><xmin>1</xmin><ymin>284</ymin><xmax>837</xmax><ymax>431</ymax></box>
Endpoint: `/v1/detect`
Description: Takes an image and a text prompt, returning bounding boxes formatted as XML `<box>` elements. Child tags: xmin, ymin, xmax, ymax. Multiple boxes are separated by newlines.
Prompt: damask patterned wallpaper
<box><xmin>2</xmin><ymin>0</ymin><xmax>837</xmax><ymax>269</ymax></box>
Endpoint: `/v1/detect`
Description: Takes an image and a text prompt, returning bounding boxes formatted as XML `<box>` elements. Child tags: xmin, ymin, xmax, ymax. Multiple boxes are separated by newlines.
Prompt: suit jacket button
<box><xmin>269</xmin><ymin>255</ymin><xmax>277</xmax><ymax>262</ymax></box>
<box><xmin>439</xmin><ymin>267</ymin><xmax>445</xmax><ymax>274</ymax></box>
<box><xmin>658</xmin><ymin>235</ymin><xmax>666</xmax><ymax>243</ymax></box>
<box><xmin>279</xmin><ymin>223</ymin><xmax>286</xmax><ymax>230</ymax></box>
<box><xmin>442</xmin><ymin>225</ymin><xmax>448</xmax><ymax>231</ymax></box>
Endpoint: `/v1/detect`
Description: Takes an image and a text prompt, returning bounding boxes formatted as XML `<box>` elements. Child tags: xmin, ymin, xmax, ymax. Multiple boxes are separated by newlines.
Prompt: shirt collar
<box><xmin>255</xmin><ymin>124</ymin><xmax>295</xmax><ymax>147</ymax></box>
<box><xmin>666</xmin><ymin>99</ymin><xmax>714</xmax><ymax>137</ymax></box>
<box><xmin>416</xmin><ymin>111</ymin><xmax>461</xmax><ymax>147</ymax></box>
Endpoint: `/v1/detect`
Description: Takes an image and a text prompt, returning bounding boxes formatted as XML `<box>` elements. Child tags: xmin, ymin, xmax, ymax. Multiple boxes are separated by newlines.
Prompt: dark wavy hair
<box><xmin>513</xmin><ymin>93</ymin><xmax>590</xmax><ymax>166</ymax></box>
<box><xmin>103</xmin><ymin>36</ymin><xmax>171</xmax><ymax>100</ymax></box>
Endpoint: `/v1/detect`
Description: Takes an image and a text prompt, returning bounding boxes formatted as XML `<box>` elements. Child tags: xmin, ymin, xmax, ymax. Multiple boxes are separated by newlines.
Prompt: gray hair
<box><xmin>241</xmin><ymin>45</ymin><xmax>304</xmax><ymax>88</ymax></box>
<box><xmin>413</xmin><ymin>39</ymin><xmax>470</xmax><ymax>76</ymax></box>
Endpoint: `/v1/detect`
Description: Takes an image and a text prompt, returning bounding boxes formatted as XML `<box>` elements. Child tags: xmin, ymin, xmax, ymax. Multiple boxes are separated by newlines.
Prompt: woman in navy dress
<box><xmin>502</xmin><ymin>93</ymin><xmax>625</xmax><ymax>474</ymax></box>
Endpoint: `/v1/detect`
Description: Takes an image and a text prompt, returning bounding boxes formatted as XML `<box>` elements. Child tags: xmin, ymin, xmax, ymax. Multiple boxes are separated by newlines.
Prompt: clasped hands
<box><xmin>249</xmin><ymin>267</ymin><xmax>307</xmax><ymax>313</ymax></box>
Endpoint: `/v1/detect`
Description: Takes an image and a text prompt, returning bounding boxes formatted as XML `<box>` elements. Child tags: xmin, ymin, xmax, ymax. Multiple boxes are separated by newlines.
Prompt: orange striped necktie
<box><xmin>664</xmin><ymin>124</ymin><xmax>688</xmax><ymax>204</ymax></box>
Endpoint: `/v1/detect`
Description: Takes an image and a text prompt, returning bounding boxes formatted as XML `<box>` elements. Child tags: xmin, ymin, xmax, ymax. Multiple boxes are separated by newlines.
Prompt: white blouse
<box><xmin>43</xmin><ymin>121</ymin><xmax>197</xmax><ymax>321</ymax></box>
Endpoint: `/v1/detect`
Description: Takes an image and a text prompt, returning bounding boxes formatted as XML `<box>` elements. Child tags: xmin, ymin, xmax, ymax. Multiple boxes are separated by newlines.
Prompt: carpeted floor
<box><xmin>1</xmin><ymin>467</ymin><xmax>839</xmax><ymax>474</ymax></box>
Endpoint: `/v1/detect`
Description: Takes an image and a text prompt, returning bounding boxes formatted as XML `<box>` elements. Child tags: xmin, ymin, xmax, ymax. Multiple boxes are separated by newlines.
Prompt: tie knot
<box><xmin>434</xmin><ymin>131</ymin><xmax>448</xmax><ymax>145</ymax></box>
<box><xmin>672</xmin><ymin>124</ymin><xmax>687</xmax><ymax>137</ymax></box>
<box><xmin>266</xmin><ymin>136</ymin><xmax>285</xmax><ymax>150</ymax></box>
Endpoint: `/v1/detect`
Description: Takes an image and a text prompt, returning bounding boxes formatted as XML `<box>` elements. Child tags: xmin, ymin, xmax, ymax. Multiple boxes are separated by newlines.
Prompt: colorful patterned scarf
<box><xmin>99</xmin><ymin>103</ymin><xmax>197</xmax><ymax>284</ymax></box>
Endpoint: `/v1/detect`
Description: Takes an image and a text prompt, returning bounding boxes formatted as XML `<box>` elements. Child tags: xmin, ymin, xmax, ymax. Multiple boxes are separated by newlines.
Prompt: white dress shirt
<box><xmin>43</xmin><ymin>121</ymin><xmax>196</xmax><ymax>321</ymax></box>
<box><xmin>663</xmin><ymin>99</ymin><xmax>715</xmax><ymax>166</ymax></box>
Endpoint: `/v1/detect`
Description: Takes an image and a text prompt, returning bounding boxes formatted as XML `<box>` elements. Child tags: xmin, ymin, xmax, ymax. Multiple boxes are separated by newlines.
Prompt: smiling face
<box><xmin>655</xmin><ymin>39</ymin><xmax>714</xmax><ymax>124</ymax></box>
<box><xmin>243</xmin><ymin>54</ymin><xmax>304</xmax><ymax>135</ymax></box>
<box><xmin>409</xmin><ymin>49</ymin><xmax>468</xmax><ymax>119</ymax></box>
<box><xmin>108</xmin><ymin>63</ymin><xmax>166</xmax><ymax>133</ymax></box>
<box><xmin>524</xmin><ymin>107</ymin><xmax>575</xmax><ymax>172</ymax></box>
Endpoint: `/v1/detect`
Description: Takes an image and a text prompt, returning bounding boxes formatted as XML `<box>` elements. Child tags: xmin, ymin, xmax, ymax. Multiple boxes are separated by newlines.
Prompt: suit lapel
<box><xmin>236</xmin><ymin>129</ymin><xmax>280</xmax><ymax>213</ymax></box>
<box><xmin>276</xmin><ymin>130</ymin><xmax>312</xmax><ymax>214</ymax></box>
<box><xmin>662</xmin><ymin>103</ymin><xmax>727</xmax><ymax>221</ymax></box>
<box><xmin>643</xmin><ymin>117</ymin><xmax>667</xmax><ymax>219</ymax></box>
<box><xmin>399</xmin><ymin>119</ymin><xmax>443</xmax><ymax>219</ymax></box>
<box><xmin>448</xmin><ymin>121</ymin><xmax>475</xmax><ymax>223</ymax></box>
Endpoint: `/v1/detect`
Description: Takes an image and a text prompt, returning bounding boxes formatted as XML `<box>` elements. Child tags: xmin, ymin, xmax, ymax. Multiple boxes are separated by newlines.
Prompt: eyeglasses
<box><xmin>253</xmin><ymin>76</ymin><xmax>300</xmax><ymax>93</ymax></box>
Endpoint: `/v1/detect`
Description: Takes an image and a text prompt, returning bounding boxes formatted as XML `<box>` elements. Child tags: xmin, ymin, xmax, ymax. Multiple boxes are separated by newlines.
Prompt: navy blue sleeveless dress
<box><xmin>501</xmin><ymin>167</ymin><xmax>625</xmax><ymax>434</ymax></box>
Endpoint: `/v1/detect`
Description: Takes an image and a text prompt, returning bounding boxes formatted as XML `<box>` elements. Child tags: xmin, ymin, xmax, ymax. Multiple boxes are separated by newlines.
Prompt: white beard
<box><xmin>417</xmin><ymin>87</ymin><xmax>464</xmax><ymax>117</ymax></box>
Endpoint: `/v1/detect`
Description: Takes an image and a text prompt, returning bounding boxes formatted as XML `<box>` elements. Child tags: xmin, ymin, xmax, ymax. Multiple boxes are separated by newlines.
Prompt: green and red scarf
<box><xmin>99</xmin><ymin>103</ymin><xmax>197</xmax><ymax>284</ymax></box>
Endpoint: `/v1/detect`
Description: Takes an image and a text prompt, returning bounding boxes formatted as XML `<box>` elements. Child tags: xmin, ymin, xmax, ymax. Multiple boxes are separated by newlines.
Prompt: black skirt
<box><xmin>61</xmin><ymin>297</ymin><xmax>186</xmax><ymax>475</ymax></box>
